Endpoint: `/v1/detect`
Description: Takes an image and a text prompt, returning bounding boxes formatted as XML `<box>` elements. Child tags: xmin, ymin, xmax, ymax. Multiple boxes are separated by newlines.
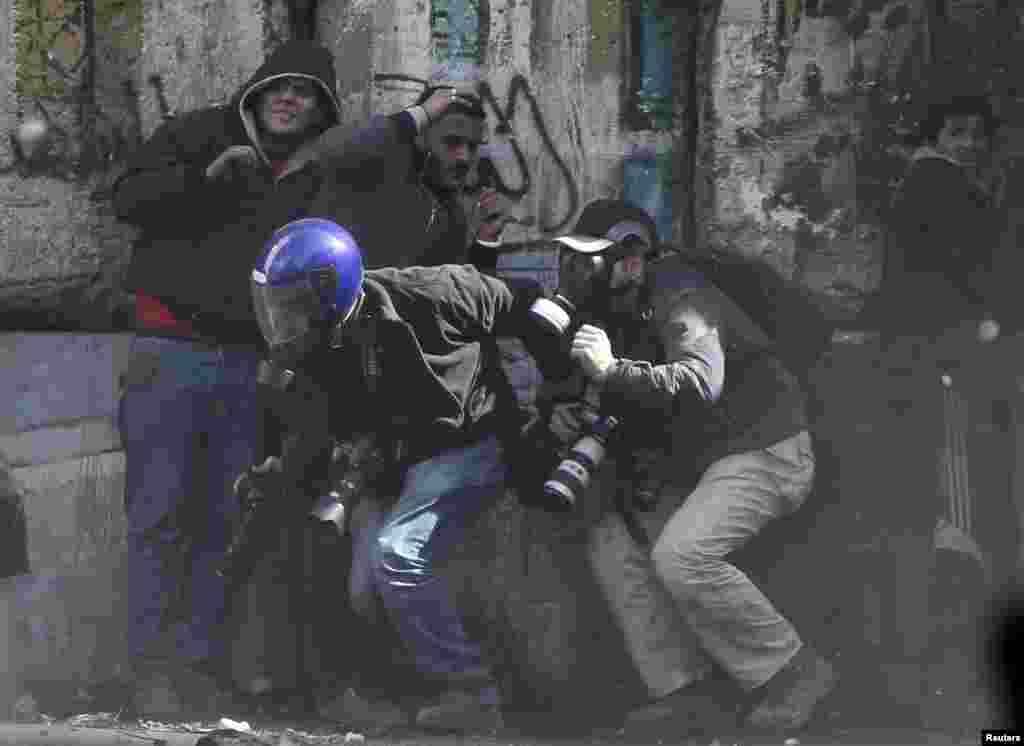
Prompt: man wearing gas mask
<box><xmin>547</xmin><ymin>202</ymin><xmax>837</xmax><ymax>733</ymax></box>
<box><xmin>236</xmin><ymin>217</ymin><xmax>592</xmax><ymax>733</ymax></box>
<box><xmin>510</xmin><ymin>200</ymin><xmax>657</xmax><ymax>512</ymax></box>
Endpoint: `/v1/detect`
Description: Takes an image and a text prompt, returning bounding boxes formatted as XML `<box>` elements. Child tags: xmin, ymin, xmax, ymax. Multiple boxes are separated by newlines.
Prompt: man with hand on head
<box><xmin>307</xmin><ymin>72</ymin><xmax>525</xmax><ymax>714</ymax></box>
<box><xmin>310</xmin><ymin>72</ymin><xmax>515</xmax><ymax>271</ymax></box>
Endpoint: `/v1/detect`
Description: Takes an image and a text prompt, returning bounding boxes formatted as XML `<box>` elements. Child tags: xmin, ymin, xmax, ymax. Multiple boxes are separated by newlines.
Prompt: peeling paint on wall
<box><xmin>702</xmin><ymin>0</ymin><xmax>1022</xmax><ymax>318</ymax></box>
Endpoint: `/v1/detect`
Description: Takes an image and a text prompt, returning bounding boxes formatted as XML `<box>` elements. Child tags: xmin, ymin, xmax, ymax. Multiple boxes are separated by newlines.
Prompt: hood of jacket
<box><xmin>233</xmin><ymin>41</ymin><xmax>342</xmax><ymax>169</ymax></box>
<box><xmin>911</xmin><ymin>145</ymin><xmax>962</xmax><ymax>167</ymax></box>
<box><xmin>910</xmin><ymin>144</ymin><xmax>996</xmax><ymax>199</ymax></box>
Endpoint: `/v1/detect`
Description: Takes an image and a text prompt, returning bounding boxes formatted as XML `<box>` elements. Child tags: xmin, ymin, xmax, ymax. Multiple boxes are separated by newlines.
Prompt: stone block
<box><xmin>0</xmin><ymin>334</ymin><xmax>130</xmax><ymax>435</ymax></box>
<box><xmin>0</xmin><ymin>419</ymin><xmax>122</xmax><ymax>469</ymax></box>
<box><xmin>5</xmin><ymin>451</ymin><xmax>128</xmax><ymax>689</ymax></box>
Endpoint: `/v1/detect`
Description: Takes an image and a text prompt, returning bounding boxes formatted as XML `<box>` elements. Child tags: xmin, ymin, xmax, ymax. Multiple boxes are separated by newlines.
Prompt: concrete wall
<box><xmin>697</xmin><ymin>0</ymin><xmax>1024</xmax><ymax>318</ymax></box>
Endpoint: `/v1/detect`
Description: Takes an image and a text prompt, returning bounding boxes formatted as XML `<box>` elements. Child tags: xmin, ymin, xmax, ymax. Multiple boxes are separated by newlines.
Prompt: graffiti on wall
<box><xmin>631</xmin><ymin>3</ymin><xmax>675</xmax><ymax>130</ymax></box>
<box><xmin>5</xmin><ymin>0</ymin><xmax>688</xmax><ymax>243</ymax></box>
<box><xmin>419</xmin><ymin>0</ymin><xmax>680</xmax><ymax>237</ymax></box>
<box><xmin>5</xmin><ymin>0</ymin><xmax>143</xmax><ymax>183</ymax></box>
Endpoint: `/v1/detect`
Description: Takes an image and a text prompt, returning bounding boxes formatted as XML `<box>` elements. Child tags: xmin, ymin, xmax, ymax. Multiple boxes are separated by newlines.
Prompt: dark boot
<box><xmin>746</xmin><ymin>645</ymin><xmax>838</xmax><ymax>731</ymax></box>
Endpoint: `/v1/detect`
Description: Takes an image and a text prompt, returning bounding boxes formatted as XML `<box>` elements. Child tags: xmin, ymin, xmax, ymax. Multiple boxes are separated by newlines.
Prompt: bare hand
<box><xmin>422</xmin><ymin>83</ymin><xmax>479</xmax><ymax>123</ymax></box>
<box><xmin>474</xmin><ymin>188</ymin><xmax>516</xmax><ymax>242</ymax></box>
<box><xmin>978</xmin><ymin>318</ymin><xmax>1000</xmax><ymax>344</ymax></box>
<box><xmin>232</xmin><ymin>456</ymin><xmax>282</xmax><ymax>501</ymax></box>
<box><xmin>206</xmin><ymin>145</ymin><xmax>260</xmax><ymax>182</ymax></box>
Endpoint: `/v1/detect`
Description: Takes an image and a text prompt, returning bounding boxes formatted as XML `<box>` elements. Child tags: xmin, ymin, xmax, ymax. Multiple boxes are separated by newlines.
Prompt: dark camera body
<box><xmin>218</xmin><ymin>436</ymin><xmax>388</xmax><ymax>585</ymax></box>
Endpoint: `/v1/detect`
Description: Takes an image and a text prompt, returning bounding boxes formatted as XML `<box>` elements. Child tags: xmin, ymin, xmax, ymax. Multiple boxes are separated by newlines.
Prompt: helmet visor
<box><xmin>251</xmin><ymin>275</ymin><xmax>322</xmax><ymax>349</ymax></box>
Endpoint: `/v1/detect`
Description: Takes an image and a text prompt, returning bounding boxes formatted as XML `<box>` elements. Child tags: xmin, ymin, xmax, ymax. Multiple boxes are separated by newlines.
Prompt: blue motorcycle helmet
<box><xmin>251</xmin><ymin>218</ymin><xmax>364</xmax><ymax>370</ymax></box>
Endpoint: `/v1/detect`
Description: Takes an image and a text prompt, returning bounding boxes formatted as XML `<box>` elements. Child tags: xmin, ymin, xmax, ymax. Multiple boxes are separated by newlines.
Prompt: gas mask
<box><xmin>251</xmin><ymin>269</ymin><xmax>342</xmax><ymax>392</ymax></box>
<box><xmin>554</xmin><ymin>238</ymin><xmax>648</xmax><ymax>323</ymax></box>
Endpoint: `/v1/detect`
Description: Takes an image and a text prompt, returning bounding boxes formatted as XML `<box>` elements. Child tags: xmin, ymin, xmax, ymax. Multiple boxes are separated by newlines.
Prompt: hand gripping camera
<box><xmin>218</xmin><ymin>460</ymin><xmax>282</xmax><ymax>582</ymax></box>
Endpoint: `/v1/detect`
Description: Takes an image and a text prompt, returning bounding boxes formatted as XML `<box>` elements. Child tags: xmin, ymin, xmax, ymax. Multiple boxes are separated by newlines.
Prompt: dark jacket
<box><xmin>600</xmin><ymin>271</ymin><xmax>809</xmax><ymax>484</ymax></box>
<box><xmin>113</xmin><ymin>41</ymin><xmax>341</xmax><ymax>340</ymax></box>
<box><xmin>881</xmin><ymin>147</ymin><xmax>1000</xmax><ymax>338</ymax></box>
<box><xmin>309</xmin><ymin>114</ymin><xmax>494</xmax><ymax>270</ymax></box>
<box><xmin>274</xmin><ymin>265</ymin><xmax>553</xmax><ymax>469</ymax></box>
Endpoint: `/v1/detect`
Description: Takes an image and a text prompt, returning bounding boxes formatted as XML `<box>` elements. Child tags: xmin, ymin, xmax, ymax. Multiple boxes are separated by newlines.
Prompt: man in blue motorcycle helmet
<box><xmin>247</xmin><ymin>217</ymin><xmax>583</xmax><ymax>732</ymax></box>
<box><xmin>250</xmin><ymin>218</ymin><xmax>365</xmax><ymax>384</ymax></box>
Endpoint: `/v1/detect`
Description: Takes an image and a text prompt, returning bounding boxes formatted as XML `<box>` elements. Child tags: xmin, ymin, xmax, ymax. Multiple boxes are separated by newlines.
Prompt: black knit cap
<box><xmin>554</xmin><ymin>199</ymin><xmax>659</xmax><ymax>255</ymax></box>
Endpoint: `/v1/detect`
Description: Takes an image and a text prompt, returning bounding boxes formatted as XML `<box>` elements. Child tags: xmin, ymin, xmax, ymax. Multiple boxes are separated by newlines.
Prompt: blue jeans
<box><xmin>364</xmin><ymin>435</ymin><xmax>507</xmax><ymax>699</ymax></box>
<box><xmin>117</xmin><ymin>336</ymin><xmax>263</xmax><ymax>665</ymax></box>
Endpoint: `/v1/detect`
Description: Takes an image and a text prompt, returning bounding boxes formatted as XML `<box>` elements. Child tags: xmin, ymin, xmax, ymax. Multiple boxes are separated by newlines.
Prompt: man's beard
<box><xmin>586</xmin><ymin>283</ymin><xmax>641</xmax><ymax>322</ymax></box>
<box><xmin>424</xmin><ymin>153</ymin><xmax>469</xmax><ymax>195</ymax></box>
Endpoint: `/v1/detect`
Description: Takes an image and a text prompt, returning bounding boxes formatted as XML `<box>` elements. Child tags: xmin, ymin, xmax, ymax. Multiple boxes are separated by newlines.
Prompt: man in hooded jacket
<box><xmin>112</xmin><ymin>40</ymin><xmax>341</xmax><ymax>718</ymax></box>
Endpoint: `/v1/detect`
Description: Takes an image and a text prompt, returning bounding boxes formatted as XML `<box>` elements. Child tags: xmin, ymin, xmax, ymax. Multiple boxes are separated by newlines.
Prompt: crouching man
<box><xmin>564</xmin><ymin>244</ymin><xmax>837</xmax><ymax>733</ymax></box>
<box><xmin>240</xmin><ymin>217</ymin><xmax>583</xmax><ymax>734</ymax></box>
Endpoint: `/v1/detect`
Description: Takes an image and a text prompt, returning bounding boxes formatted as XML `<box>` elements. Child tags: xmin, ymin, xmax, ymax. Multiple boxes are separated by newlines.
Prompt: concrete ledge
<box><xmin>0</xmin><ymin>334</ymin><xmax>131</xmax><ymax>435</ymax></box>
<box><xmin>0</xmin><ymin>419</ymin><xmax>122</xmax><ymax>469</ymax></box>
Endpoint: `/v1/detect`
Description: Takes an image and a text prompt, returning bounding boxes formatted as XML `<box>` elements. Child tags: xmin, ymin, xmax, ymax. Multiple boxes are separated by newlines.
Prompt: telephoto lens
<box><xmin>543</xmin><ymin>414</ymin><xmax>619</xmax><ymax>510</ymax></box>
<box><xmin>528</xmin><ymin>294</ymin><xmax>575</xmax><ymax>336</ymax></box>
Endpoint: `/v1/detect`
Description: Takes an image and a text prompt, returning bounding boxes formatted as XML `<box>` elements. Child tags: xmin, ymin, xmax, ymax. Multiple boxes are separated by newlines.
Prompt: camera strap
<box><xmin>615</xmin><ymin>491</ymin><xmax>652</xmax><ymax>548</ymax></box>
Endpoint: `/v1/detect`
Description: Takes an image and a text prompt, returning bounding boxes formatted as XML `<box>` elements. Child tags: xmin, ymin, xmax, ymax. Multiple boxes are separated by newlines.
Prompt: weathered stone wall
<box><xmin>697</xmin><ymin>0</ymin><xmax>1024</xmax><ymax>320</ymax></box>
<box><xmin>138</xmin><ymin>0</ymin><xmax>265</xmax><ymax>137</ymax></box>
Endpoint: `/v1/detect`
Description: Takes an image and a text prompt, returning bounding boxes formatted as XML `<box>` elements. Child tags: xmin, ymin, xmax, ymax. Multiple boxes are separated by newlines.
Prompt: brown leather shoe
<box><xmin>747</xmin><ymin>646</ymin><xmax>838</xmax><ymax>731</ymax></box>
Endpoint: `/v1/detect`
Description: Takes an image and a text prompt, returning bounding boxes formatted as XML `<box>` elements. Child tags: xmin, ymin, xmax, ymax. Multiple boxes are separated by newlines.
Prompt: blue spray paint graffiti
<box><xmin>624</xmin><ymin>145</ymin><xmax>675</xmax><ymax>243</ymax></box>
<box><xmin>634</xmin><ymin>0</ymin><xmax>675</xmax><ymax>131</ymax></box>
<box><xmin>625</xmin><ymin>1</ymin><xmax>677</xmax><ymax>243</ymax></box>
